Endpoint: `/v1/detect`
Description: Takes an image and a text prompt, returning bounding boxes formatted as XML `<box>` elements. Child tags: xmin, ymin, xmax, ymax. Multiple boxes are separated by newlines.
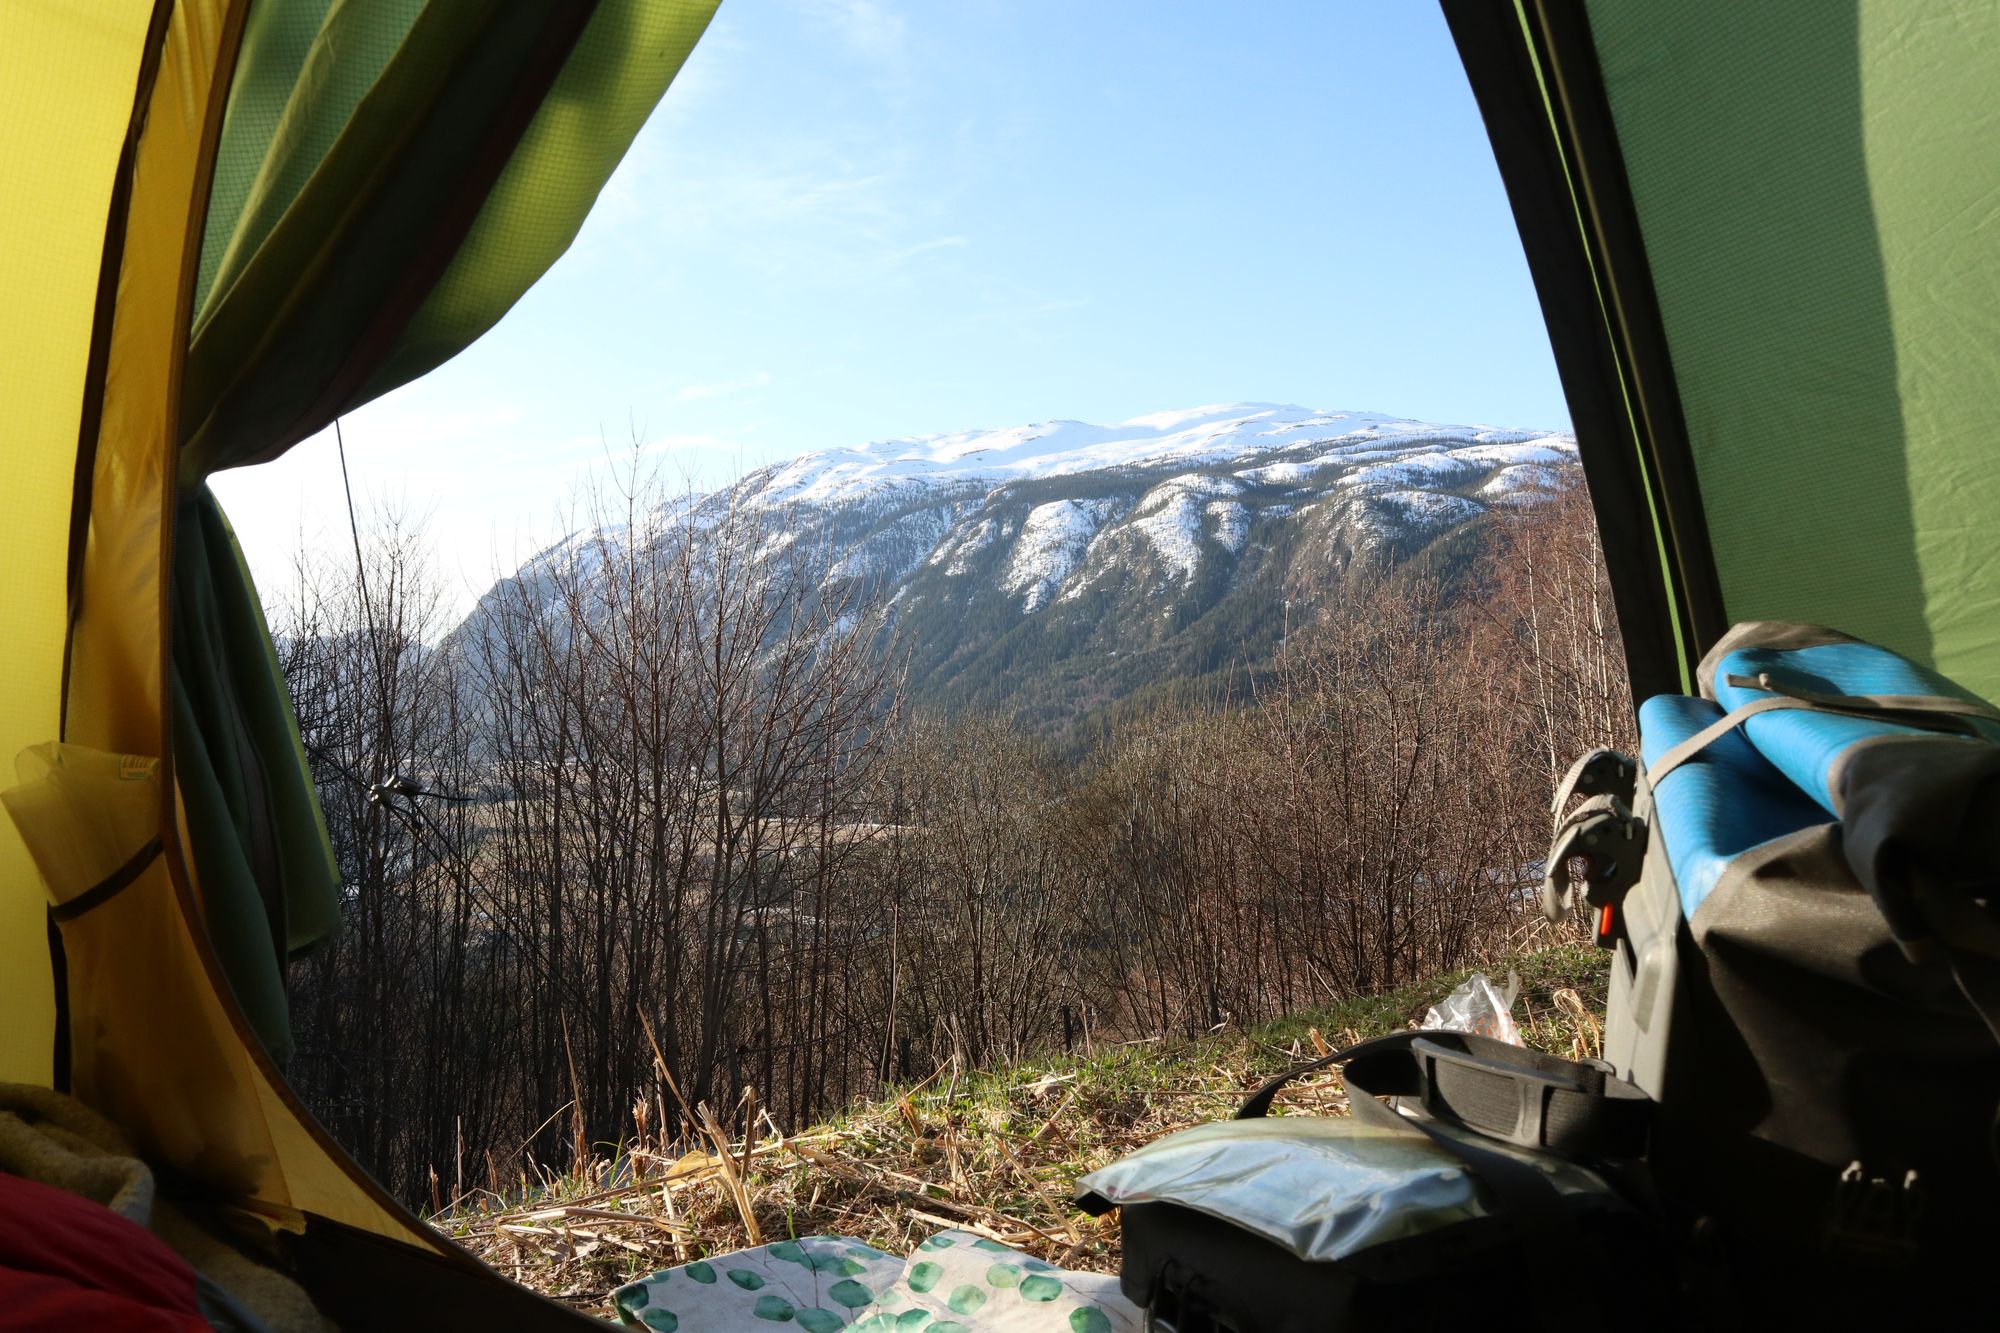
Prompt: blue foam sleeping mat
<box><xmin>1638</xmin><ymin>639</ymin><xmax>2000</xmax><ymax>920</ymax></box>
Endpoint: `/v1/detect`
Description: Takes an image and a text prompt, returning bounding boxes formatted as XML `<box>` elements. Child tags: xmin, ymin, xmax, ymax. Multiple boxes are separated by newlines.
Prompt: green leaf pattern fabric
<box><xmin>610</xmin><ymin>1230</ymin><xmax>1139</xmax><ymax>1333</ymax></box>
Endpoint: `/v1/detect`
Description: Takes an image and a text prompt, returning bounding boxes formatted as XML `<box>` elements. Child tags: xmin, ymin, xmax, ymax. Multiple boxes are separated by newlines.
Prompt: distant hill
<box><xmin>458</xmin><ymin>404</ymin><xmax>1577</xmax><ymax>740</ymax></box>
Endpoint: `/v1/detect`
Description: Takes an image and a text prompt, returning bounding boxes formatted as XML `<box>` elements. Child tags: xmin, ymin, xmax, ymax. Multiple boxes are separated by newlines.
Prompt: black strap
<box><xmin>1236</xmin><ymin>1031</ymin><xmax>1410</xmax><ymax>1120</ymax></box>
<box><xmin>1239</xmin><ymin>1029</ymin><xmax>1650</xmax><ymax>1159</ymax></box>
<box><xmin>1234</xmin><ymin>1031</ymin><xmax>1657</xmax><ymax>1333</ymax></box>
<box><xmin>48</xmin><ymin>837</ymin><xmax>163</xmax><ymax>924</ymax></box>
<box><xmin>47</xmin><ymin>909</ymin><xmax>71</xmax><ymax>1093</ymax></box>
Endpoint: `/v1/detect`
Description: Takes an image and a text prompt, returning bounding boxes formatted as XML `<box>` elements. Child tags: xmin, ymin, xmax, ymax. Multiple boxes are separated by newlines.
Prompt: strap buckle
<box><xmin>1550</xmin><ymin>747</ymin><xmax>1637</xmax><ymax>815</ymax></box>
<box><xmin>1542</xmin><ymin>792</ymin><xmax>1647</xmax><ymax>925</ymax></box>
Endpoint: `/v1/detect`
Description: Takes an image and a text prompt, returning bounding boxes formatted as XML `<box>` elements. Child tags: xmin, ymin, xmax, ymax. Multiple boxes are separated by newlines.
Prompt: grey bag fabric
<box><xmin>0</xmin><ymin>1082</ymin><xmax>335</xmax><ymax>1331</ymax></box>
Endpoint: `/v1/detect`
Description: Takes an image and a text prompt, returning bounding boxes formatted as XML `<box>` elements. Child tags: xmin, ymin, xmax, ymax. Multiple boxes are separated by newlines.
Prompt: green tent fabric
<box><xmin>1442</xmin><ymin>0</ymin><xmax>2000</xmax><ymax>705</ymax></box>
<box><xmin>1585</xmin><ymin>0</ymin><xmax>2000</xmax><ymax>697</ymax></box>
<box><xmin>171</xmin><ymin>487</ymin><xmax>340</xmax><ymax>1063</ymax></box>
<box><xmin>171</xmin><ymin>0</ymin><xmax>717</xmax><ymax>1058</ymax></box>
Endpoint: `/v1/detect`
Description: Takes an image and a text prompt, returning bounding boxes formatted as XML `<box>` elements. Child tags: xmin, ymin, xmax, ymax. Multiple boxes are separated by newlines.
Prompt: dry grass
<box><xmin>431</xmin><ymin>945</ymin><xmax>1609</xmax><ymax>1318</ymax></box>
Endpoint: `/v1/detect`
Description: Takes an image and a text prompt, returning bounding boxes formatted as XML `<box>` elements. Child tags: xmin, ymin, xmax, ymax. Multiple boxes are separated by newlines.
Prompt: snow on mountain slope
<box><xmin>1338</xmin><ymin>451</ymin><xmax>1489</xmax><ymax>493</ymax></box>
<box><xmin>1121</xmin><ymin>474</ymin><xmax>1244</xmax><ymax>580</ymax></box>
<box><xmin>930</xmin><ymin>516</ymin><xmax>1002</xmax><ymax>574</ymax></box>
<box><xmin>1350</xmin><ymin>490</ymin><xmax>1487</xmax><ymax>551</ymax></box>
<box><xmin>1446</xmin><ymin>438</ymin><xmax>1574</xmax><ymax>468</ymax></box>
<box><xmin>466</xmin><ymin>405</ymin><xmax>1578</xmax><ymax>734</ymax></box>
<box><xmin>1003</xmin><ymin>497</ymin><xmax>1128</xmax><ymax>611</ymax></box>
<box><xmin>1480</xmin><ymin>462</ymin><xmax>1572</xmax><ymax>502</ymax></box>
<box><xmin>736</xmin><ymin>404</ymin><xmax>1546</xmax><ymax>513</ymax></box>
<box><xmin>1207</xmin><ymin>500</ymin><xmax>1249</xmax><ymax>556</ymax></box>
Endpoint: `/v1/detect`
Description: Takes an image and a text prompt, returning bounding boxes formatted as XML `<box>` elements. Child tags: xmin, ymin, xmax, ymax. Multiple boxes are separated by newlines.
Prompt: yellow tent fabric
<box><xmin>0</xmin><ymin>1</ymin><xmax>156</xmax><ymax>1090</ymax></box>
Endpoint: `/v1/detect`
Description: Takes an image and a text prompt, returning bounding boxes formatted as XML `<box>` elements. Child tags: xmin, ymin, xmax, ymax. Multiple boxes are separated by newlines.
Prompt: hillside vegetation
<box><xmin>435</xmin><ymin>946</ymin><xmax>1611</xmax><ymax>1318</ymax></box>
<box><xmin>271</xmin><ymin>404</ymin><xmax>1628</xmax><ymax>1223</ymax></box>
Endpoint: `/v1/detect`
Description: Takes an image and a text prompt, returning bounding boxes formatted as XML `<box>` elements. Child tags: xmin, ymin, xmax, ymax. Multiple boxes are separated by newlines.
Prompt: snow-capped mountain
<box><xmin>737</xmin><ymin>402</ymin><xmax>1567</xmax><ymax>515</ymax></box>
<box><xmin>465</xmin><ymin>403</ymin><xmax>1577</xmax><ymax>738</ymax></box>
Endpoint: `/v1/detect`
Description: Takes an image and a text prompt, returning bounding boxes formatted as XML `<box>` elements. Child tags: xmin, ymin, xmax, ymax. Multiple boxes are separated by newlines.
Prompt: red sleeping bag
<box><xmin>0</xmin><ymin>1170</ymin><xmax>210</xmax><ymax>1331</ymax></box>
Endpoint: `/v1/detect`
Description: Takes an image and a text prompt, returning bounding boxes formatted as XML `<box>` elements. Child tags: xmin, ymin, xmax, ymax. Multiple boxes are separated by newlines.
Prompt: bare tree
<box><xmin>276</xmin><ymin>470</ymin><xmax>1633</xmax><ymax>1204</ymax></box>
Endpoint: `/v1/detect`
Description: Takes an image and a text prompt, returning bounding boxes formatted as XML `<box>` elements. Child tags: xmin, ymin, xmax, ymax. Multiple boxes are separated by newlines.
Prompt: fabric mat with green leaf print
<box><xmin>610</xmin><ymin>1229</ymin><xmax>1140</xmax><ymax>1333</ymax></box>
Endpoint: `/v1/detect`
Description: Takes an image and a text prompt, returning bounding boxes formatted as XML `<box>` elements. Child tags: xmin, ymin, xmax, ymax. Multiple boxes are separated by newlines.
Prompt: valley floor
<box><xmin>432</xmin><ymin>945</ymin><xmax>1610</xmax><ymax>1319</ymax></box>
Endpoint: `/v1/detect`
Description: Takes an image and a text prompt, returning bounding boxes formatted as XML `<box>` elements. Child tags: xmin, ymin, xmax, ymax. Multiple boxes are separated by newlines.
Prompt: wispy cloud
<box><xmin>885</xmin><ymin>235</ymin><xmax>968</xmax><ymax>265</ymax></box>
<box><xmin>659</xmin><ymin>159</ymin><xmax>907</xmax><ymax>239</ymax></box>
<box><xmin>971</xmin><ymin>295</ymin><xmax>1090</xmax><ymax>323</ymax></box>
<box><xmin>795</xmin><ymin>0</ymin><xmax>909</xmax><ymax>70</ymax></box>
<box><xmin>590</xmin><ymin>3</ymin><xmax>967</xmax><ymax>293</ymax></box>
<box><xmin>637</xmin><ymin>147</ymin><xmax>961</xmax><ymax>289</ymax></box>
<box><xmin>678</xmin><ymin>371</ymin><xmax>772</xmax><ymax>401</ymax></box>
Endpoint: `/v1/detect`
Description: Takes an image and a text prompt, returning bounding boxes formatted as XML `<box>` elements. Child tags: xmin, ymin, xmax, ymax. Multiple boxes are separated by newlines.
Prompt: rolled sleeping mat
<box><xmin>1702</xmin><ymin>625</ymin><xmax>2000</xmax><ymax>818</ymax></box>
<box><xmin>1680</xmin><ymin>623</ymin><xmax>2000</xmax><ymax>953</ymax></box>
<box><xmin>1637</xmin><ymin>693</ymin><xmax>1827</xmax><ymax>920</ymax></box>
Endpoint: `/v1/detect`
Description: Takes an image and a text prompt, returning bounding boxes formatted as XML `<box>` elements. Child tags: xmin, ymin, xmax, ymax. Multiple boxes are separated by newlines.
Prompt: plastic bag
<box><xmin>1075</xmin><ymin>1116</ymin><xmax>1612</xmax><ymax>1262</ymax></box>
<box><xmin>1420</xmin><ymin>971</ymin><xmax>1521</xmax><ymax>1045</ymax></box>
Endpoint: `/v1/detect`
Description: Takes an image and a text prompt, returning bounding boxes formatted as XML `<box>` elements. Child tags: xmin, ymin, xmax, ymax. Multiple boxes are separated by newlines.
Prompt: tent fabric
<box><xmin>193</xmin><ymin>0</ymin><xmax>428</xmax><ymax>329</ymax></box>
<box><xmin>171</xmin><ymin>486</ymin><xmax>337</xmax><ymax>1063</ymax></box>
<box><xmin>368</xmin><ymin>0</ymin><xmax>720</xmax><ymax>404</ymax></box>
<box><xmin>0</xmin><ymin>0</ymin><xmax>401</xmax><ymax>1254</ymax></box>
<box><xmin>29</xmin><ymin>0</ymin><xmax>239</xmax><ymax>1140</ymax></box>
<box><xmin>1436</xmin><ymin>0</ymin><xmax>1700</xmax><ymax>703</ymax></box>
<box><xmin>170</xmin><ymin>0</ymin><xmax>717</xmax><ymax>1068</ymax></box>
<box><xmin>0</xmin><ymin>0</ymin><xmax>715</xmax><ymax>1306</ymax></box>
<box><xmin>184</xmin><ymin>0</ymin><xmax>718</xmax><ymax>474</ymax></box>
<box><xmin>0</xmin><ymin>0</ymin><xmax>158</xmax><ymax>1091</ymax></box>
<box><xmin>180</xmin><ymin>1</ymin><xmax>603</xmax><ymax>476</ymax></box>
<box><xmin>1588</xmin><ymin>0</ymin><xmax>2000</xmax><ymax>700</ymax></box>
<box><xmin>1445</xmin><ymin>0</ymin><xmax>2000</xmax><ymax>705</ymax></box>
<box><xmin>40</xmin><ymin>0</ymin><xmax>370</xmax><ymax>1237</ymax></box>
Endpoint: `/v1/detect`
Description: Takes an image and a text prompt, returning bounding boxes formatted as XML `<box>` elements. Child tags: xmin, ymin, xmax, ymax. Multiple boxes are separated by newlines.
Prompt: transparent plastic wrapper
<box><xmin>1420</xmin><ymin>970</ymin><xmax>1521</xmax><ymax>1046</ymax></box>
<box><xmin>1074</xmin><ymin>1118</ymin><xmax>1613</xmax><ymax>1263</ymax></box>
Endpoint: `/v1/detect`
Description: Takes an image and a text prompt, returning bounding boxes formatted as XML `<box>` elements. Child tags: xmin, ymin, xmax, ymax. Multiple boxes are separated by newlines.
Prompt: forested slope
<box><xmin>273</xmin><ymin>464</ymin><xmax>1628</xmax><ymax>1208</ymax></box>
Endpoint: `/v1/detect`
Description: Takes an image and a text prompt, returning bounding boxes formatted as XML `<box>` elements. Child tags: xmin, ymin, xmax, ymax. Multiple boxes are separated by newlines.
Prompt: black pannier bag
<box><xmin>1544</xmin><ymin>622</ymin><xmax>2000</xmax><ymax>1313</ymax></box>
<box><xmin>1076</xmin><ymin>1030</ymin><xmax>1663</xmax><ymax>1333</ymax></box>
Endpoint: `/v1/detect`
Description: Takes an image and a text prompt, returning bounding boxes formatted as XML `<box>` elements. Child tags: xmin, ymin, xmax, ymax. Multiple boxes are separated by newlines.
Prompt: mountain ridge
<box><xmin>462</xmin><ymin>403</ymin><xmax>1578</xmax><ymax>740</ymax></box>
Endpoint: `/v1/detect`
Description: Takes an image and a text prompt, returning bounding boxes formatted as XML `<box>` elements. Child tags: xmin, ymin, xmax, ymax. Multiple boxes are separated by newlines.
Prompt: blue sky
<box><xmin>215</xmin><ymin>0</ymin><xmax>1567</xmax><ymax>615</ymax></box>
